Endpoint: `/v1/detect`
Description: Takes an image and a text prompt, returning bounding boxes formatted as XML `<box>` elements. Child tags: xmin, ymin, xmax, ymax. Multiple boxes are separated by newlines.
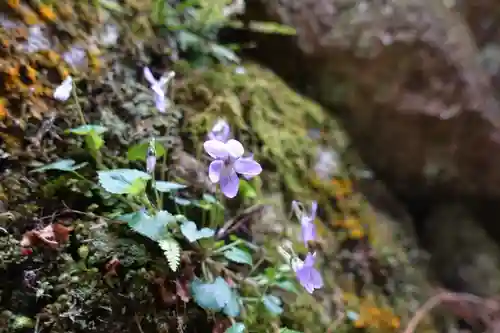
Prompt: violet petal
<box><xmin>204</xmin><ymin>140</ymin><xmax>228</xmax><ymax>159</ymax></box>
<box><xmin>233</xmin><ymin>158</ymin><xmax>262</xmax><ymax>177</ymax></box>
<box><xmin>208</xmin><ymin>160</ymin><xmax>224</xmax><ymax>183</ymax></box>
<box><xmin>219</xmin><ymin>168</ymin><xmax>239</xmax><ymax>198</ymax></box>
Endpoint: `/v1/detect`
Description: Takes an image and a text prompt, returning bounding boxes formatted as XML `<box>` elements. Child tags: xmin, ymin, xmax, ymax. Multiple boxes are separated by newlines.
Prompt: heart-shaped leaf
<box><xmin>223</xmin><ymin>289</ymin><xmax>241</xmax><ymax>317</ymax></box>
<box><xmin>180</xmin><ymin>221</ymin><xmax>215</xmax><ymax>242</ymax></box>
<box><xmin>118</xmin><ymin>210</ymin><xmax>175</xmax><ymax>241</ymax></box>
<box><xmin>262</xmin><ymin>294</ymin><xmax>283</xmax><ymax>316</ymax></box>
<box><xmin>127</xmin><ymin>141</ymin><xmax>166</xmax><ymax>161</ymax></box>
<box><xmin>223</xmin><ymin>248</ymin><xmax>252</xmax><ymax>265</ymax></box>
<box><xmin>98</xmin><ymin>169</ymin><xmax>151</xmax><ymax>194</ymax></box>
<box><xmin>190</xmin><ymin>277</ymin><xmax>231</xmax><ymax>311</ymax></box>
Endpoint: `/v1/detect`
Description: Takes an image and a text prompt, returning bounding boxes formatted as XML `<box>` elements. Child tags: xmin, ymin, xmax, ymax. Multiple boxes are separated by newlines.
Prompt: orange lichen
<box><xmin>0</xmin><ymin>99</ymin><xmax>8</xmax><ymax>120</ymax></box>
<box><xmin>38</xmin><ymin>4</ymin><xmax>57</xmax><ymax>22</ymax></box>
<box><xmin>0</xmin><ymin>0</ymin><xmax>103</xmax><ymax>127</ymax></box>
<box><xmin>331</xmin><ymin>178</ymin><xmax>353</xmax><ymax>199</ymax></box>
<box><xmin>7</xmin><ymin>0</ymin><xmax>20</xmax><ymax>9</ymax></box>
<box><xmin>349</xmin><ymin>297</ymin><xmax>401</xmax><ymax>331</ymax></box>
<box><xmin>349</xmin><ymin>227</ymin><xmax>364</xmax><ymax>239</ymax></box>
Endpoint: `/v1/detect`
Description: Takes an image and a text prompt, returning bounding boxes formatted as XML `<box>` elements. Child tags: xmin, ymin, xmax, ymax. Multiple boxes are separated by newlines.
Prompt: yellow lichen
<box><xmin>19</xmin><ymin>6</ymin><xmax>40</xmax><ymax>25</ymax></box>
<box><xmin>38</xmin><ymin>5</ymin><xmax>57</xmax><ymax>22</ymax></box>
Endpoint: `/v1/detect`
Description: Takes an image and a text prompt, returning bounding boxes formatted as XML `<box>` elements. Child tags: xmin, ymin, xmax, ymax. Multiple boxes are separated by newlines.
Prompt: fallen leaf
<box><xmin>20</xmin><ymin>223</ymin><xmax>73</xmax><ymax>248</ymax></box>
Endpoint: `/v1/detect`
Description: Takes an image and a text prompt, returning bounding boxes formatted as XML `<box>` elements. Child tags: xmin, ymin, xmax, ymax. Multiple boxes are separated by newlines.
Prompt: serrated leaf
<box><xmin>98</xmin><ymin>169</ymin><xmax>151</xmax><ymax>194</ymax></box>
<box><xmin>190</xmin><ymin>277</ymin><xmax>231</xmax><ymax>311</ymax></box>
<box><xmin>66</xmin><ymin>124</ymin><xmax>108</xmax><ymax>135</ymax></box>
<box><xmin>118</xmin><ymin>210</ymin><xmax>175</xmax><ymax>241</ymax></box>
<box><xmin>159</xmin><ymin>237</ymin><xmax>181</xmax><ymax>272</ymax></box>
<box><xmin>180</xmin><ymin>221</ymin><xmax>214</xmax><ymax>242</ymax></box>
<box><xmin>223</xmin><ymin>248</ymin><xmax>252</xmax><ymax>265</ymax></box>
<box><xmin>225</xmin><ymin>323</ymin><xmax>245</xmax><ymax>333</ymax></box>
<box><xmin>154</xmin><ymin>181</ymin><xmax>187</xmax><ymax>192</ymax></box>
<box><xmin>31</xmin><ymin>159</ymin><xmax>88</xmax><ymax>172</ymax></box>
<box><xmin>262</xmin><ymin>294</ymin><xmax>283</xmax><ymax>316</ymax></box>
<box><xmin>127</xmin><ymin>141</ymin><xmax>166</xmax><ymax>161</ymax></box>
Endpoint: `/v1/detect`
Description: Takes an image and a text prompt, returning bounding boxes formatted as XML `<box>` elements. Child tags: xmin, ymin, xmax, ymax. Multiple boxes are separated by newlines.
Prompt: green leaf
<box><xmin>225</xmin><ymin>323</ymin><xmax>245</xmax><ymax>333</ymax></box>
<box><xmin>85</xmin><ymin>130</ymin><xmax>104</xmax><ymax>152</ymax></box>
<box><xmin>98</xmin><ymin>169</ymin><xmax>151</xmax><ymax>194</ymax></box>
<box><xmin>118</xmin><ymin>210</ymin><xmax>175</xmax><ymax>241</ymax></box>
<box><xmin>273</xmin><ymin>280</ymin><xmax>299</xmax><ymax>293</ymax></box>
<box><xmin>239</xmin><ymin>179</ymin><xmax>257</xmax><ymax>199</ymax></box>
<box><xmin>31</xmin><ymin>159</ymin><xmax>88</xmax><ymax>172</ymax></box>
<box><xmin>154</xmin><ymin>181</ymin><xmax>187</xmax><ymax>192</ymax></box>
<box><xmin>67</xmin><ymin>124</ymin><xmax>108</xmax><ymax>135</ymax></box>
<box><xmin>158</xmin><ymin>237</ymin><xmax>181</xmax><ymax>272</ymax></box>
<box><xmin>223</xmin><ymin>248</ymin><xmax>252</xmax><ymax>265</ymax></box>
<box><xmin>127</xmin><ymin>177</ymin><xmax>148</xmax><ymax>195</ymax></box>
<box><xmin>210</xmin><ymin>43</ymin><xmax>240</xmax><ymax>63</ymax></box>
<box><xmin>202</xmin><ymin>194</ymin><xmax>218</xmax><ymax>204</ymax></box>
<box><xmin>190</xmin><ymin>277</ymin><xmax>232</xmax><ymax>311</ymax></box>
<box><xmin>127</xmin><ymin>141</ymin><xmax>166</xmax><ymax>161</ymax></box>
<box><xmin>151</xmin><ymin>0</ymin><xmax>166</xmax><ymax>24</ymax></box>
<box><xmin>279</xmin><ymin>329</ymin><xmax>303</xmax><ymax>333</ymax></box>
<box><xmin>180</xmin><ymin>221</ymin><xmax>214</xmax><ymax>242</ymax></box>
<box><xmin>262</xmin><ymin>294</ymin><xmax>283</xmax><ymax>316</ymax></box>
<box><xmin>174</xmin><ymin>197</ymin><xmax>191</xmax><ymax>206</ymax></box>
<box><xmin>223</xmin><ymin>289</ymin><xmax>241</xmax><ymax>317</ymax></box>
<box><xmin>177</xmin><ymin>30</ymin><xmax>202</xmax><ymax>51</ymax></box>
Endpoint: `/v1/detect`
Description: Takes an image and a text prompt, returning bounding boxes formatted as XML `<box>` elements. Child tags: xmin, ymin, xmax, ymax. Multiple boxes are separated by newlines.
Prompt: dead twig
<box><xmin>403</xmin><ymin>290</ymin><xmax>499</xmax><ymax>333</ymax></box>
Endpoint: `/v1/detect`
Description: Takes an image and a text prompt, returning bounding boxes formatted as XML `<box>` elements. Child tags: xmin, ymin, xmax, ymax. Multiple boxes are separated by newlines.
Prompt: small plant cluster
<box><xmin>24</xmin><ymin>68</ymin><xmax>327</xmax><ymax>333</ymax></box>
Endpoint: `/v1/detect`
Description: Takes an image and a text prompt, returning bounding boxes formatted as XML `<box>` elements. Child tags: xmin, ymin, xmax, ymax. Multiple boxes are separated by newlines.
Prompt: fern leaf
<box><xmin>159</xmin><ymin>238</ymin><xmax>181</xmax><ymax>272</ymax></box>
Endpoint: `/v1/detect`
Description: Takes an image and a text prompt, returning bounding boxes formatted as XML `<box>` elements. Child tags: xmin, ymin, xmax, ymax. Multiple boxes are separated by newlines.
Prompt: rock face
<box><xmin>242</xmin><ymin>0</ymin><xmax>500</xmax><ymax>202</ymax></box>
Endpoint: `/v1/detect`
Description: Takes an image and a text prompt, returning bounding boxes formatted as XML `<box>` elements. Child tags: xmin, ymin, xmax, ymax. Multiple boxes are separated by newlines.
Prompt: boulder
<box><xmin>241</xmin><ymin>0</ymin><xmax>500</xmax><ymax>202</ymax></box>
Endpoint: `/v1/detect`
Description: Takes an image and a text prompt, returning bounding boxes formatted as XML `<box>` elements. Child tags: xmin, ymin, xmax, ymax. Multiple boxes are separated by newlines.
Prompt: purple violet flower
<box><xmin>204</xmin><ymin>139</ymin><xmax>262</xmax><ymax>198</ymax></box>
<box><xmin>292</xmin><ymin>200</ymin><xmax>318</xmax><ymax>246</ymax></box>
<box><xmin>143</xmin><ymin>67</ymin><xmax>175</xmax><ymax>113</ymax></box>
<box><xmin>294</xmin><ymin>252</ymin><xmax>323</xmax><ymax>294</ymax></box>
<box><xmin>62</xmin><ymin>45</ymin><xmax>87</xmax><ymax>68</ymax></box>
<box><xmin>208</xmin><ymin>119</ymin><xmax>230</xmax><ymax>142</ymax></box>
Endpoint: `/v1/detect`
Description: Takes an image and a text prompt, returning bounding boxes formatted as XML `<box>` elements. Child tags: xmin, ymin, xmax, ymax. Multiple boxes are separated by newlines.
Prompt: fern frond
<box><xmin>159</xmin><ymin>237</ymin><xmax>181</xmax><ymax>272</ymax></box>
